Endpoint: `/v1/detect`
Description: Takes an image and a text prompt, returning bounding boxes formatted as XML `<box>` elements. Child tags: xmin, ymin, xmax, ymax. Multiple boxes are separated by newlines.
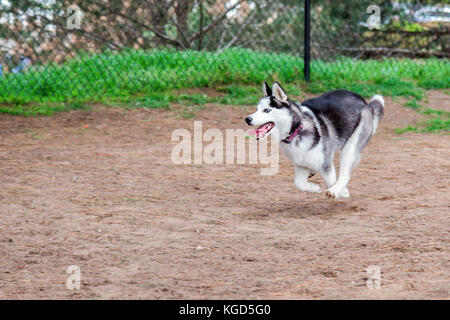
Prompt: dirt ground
<box><xmin>0</xmin><ymin>91</ymin><xmax>449</xmax><ymax>299</ymax></box>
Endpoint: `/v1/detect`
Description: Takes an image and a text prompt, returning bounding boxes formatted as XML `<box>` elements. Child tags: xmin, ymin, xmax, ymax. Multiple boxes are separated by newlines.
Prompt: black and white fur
<box><xmin>245</xmin><ymin>82</ymin><xmax>384</xmax><ymax>199</ymax></box>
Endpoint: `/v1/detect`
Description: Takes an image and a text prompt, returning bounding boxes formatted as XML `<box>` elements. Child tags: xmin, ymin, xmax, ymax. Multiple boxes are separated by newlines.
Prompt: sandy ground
<box><xmin>0</xmin><ymin>91</ymin><xmax>449</xmax><ymax>299</ymax></box>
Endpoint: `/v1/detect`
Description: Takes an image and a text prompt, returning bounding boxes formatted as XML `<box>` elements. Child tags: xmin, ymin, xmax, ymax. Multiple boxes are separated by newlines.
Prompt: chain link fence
<box><xmin>0</xmin><ymin>0</ymin><xmax>449</xmax><ymax>103</ymax></box>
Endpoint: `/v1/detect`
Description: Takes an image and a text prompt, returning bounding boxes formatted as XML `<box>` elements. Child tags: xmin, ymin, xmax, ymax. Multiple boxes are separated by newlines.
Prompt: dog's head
<box><xmin>245</xmin><ymin>82</ymin><xmax>296</xmax><ymax>141</ymax></box>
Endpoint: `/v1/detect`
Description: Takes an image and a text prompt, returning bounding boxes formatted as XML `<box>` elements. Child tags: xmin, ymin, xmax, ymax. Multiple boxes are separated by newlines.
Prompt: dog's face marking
<box><xmin>245</xmin><ymin>82</ymin><xmax>294</xmax><ymax>140</ymax></box>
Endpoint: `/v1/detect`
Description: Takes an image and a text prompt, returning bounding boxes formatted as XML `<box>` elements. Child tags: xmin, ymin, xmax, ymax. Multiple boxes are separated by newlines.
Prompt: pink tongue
<box><xmin>249</xmin><ymin>124</ymin><xmax>271</xmax><ymax>138</ymax></box>
<box><xmin>257</xmin><ymin>124</ymin><xmax>270</xmax><ymax>138</ymax></box>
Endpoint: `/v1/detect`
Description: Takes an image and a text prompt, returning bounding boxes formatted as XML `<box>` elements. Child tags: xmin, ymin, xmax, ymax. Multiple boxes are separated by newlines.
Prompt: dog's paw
<box><xmin>307</xmin><ymin>183</ymin><xmax>322</xmax><ymax>193</ymax></box>
<box><xmin>296</xmin><ymin>182</ymin><xmax>321</xmax><ymax>193</ymax></box>
<box><xmin>325</xmin><ymin>189</ymin><xmax>337</xmax><ymax>199</ymax></box>
<box><xmin>325</xmin><ymin>186</ymin><xmax>340</xmax><ymax>199</ymax></box>
<box><xmin>340</xmin><ymin>188</ymin><xmax>350</xmax><ymax>198</ymax></box>
<box><xmin>325</xmin><ymin>186</ymin><xmax>349</xmax><ymax>199</ymax></box>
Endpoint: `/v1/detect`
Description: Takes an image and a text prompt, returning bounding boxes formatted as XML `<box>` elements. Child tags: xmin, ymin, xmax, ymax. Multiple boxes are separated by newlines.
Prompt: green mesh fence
<box><xmin>0</xmin><ymin>0</ymin><xmax>449</xmax><ymax>104</ymax></box>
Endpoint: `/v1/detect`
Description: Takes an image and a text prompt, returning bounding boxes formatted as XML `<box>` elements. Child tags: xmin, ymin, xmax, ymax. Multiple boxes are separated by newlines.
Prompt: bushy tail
<box><xmin>369</xmin><ymin>94</ymin><xmax>384</xmax><ymax>135</ymax></box>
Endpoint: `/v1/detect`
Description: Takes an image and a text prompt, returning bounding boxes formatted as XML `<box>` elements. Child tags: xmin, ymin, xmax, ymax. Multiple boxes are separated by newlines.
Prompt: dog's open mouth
<box><xmin>250</xmin><ymin>122</ymin><xmax>275</xmax><ymax>140</ymax></box>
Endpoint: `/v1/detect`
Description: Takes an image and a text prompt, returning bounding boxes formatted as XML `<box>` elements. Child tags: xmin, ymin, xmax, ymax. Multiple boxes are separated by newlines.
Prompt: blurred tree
<box><xmin>0</xmin><ymin>0</ymin><xmax>448</xmax><ymax>67</ymax></box>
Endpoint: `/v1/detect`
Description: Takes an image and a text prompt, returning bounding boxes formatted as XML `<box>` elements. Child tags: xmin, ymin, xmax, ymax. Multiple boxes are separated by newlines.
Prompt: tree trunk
<box><xmin>175</xmin><ymin>0</ymin><xmax>192</xmax><ymax>48</ymax></box>
<box><xmin>151</xmin><ymin>1</ymin><xmax>170</xmax><ymax>46</ymax></box>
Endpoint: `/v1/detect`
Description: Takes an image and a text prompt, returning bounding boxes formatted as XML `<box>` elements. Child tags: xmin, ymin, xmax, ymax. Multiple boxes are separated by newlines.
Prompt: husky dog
<box><xmin>245</xmin><ymin>82</ymin><xmax>384</xmax><ymax>199</ymax></box>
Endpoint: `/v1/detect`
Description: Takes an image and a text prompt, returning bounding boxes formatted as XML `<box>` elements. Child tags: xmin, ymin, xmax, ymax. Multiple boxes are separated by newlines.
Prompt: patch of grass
<box><xmin>420</xmin><ymin>108</ymin><xmax>450</xmax><ymax>117</ymax></box>
<box><xmin>306</xmin><ymin>58</ymin><xmax>439</xmax><ymax>100</ymax></box>
<box><xmin>109</xmin><ymin>85</ymin><xmax>269</xmax><ymax>110</ymax></box>
<box><xmin>395</xmin><ymin>117</ymin><xmax>450</xmax><ymax>134</ymax></box>
<box><xmin>213</xmin><ymin>83</ymin><xmax>306</xmax><ymax>106</ymax></box>
<box><xmin>394</xmin><ymin>125</ymin><xmax>419</xmax><ymax>134</ymax></box>
<box><xmin>417</xmin><ymin>78</ymin><xmax>450</xmax><ymax>90</ymax></box>
<box><xmin>396</xmin><ymin>103</ymin><xmax>450</xmax><ymax>134</ymax></box>
<box><xmin>108</xmin><ymin>91</ymin><xmax>216</xmax><ymax>110</ymax></box>
<box><xmin>0</xmin><ymin>48</ymin><xmax>448</xmax><ymax>116</ymax></box>
<box><xmin>67</xmin><ymin>102</ymin><xmax>90</xmax><ymax>111</ymax></box>
<box><xmin>124</xmin><ymin>94</ymin><xmax>172</xmax><ymax>109</ymax></box>
<box><xmin>0</xmin><ymin>101</ymin><xmax>90</xmax><ymax>116</ymax></box>
<box><xmin>0</xmin><ymin>48</ymin><xmax>447</xmax><ymax>131</ymax></box>
<box><xmin>216</xmin><ymin>85</ymin><xmax>260</xmax><ymax>105</ymax></box>
<box><xmin>176</xmin><ymin>93</ymin><xmax>212</xmax><ymax>106</ymax></box>
<box><xmin>405</xmin><ymin>99</ymin><xmax>424</xmax><ymax>109</ymax></box>
<box><xmin>423</xmin><ymin>117</ymin><xmax>450</xmax><ymax>132</ymax></box>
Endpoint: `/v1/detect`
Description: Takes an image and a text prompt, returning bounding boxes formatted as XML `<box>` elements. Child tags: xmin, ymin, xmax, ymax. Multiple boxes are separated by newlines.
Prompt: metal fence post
<box><xmin>304</xmin><ymin>0</ymin><xmax>311</xmax><ymax>82</ymax></box>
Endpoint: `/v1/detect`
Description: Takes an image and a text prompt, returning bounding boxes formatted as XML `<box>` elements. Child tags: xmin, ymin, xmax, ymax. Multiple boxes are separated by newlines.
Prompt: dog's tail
<box><xmin>369</xmin><ymin>94</ymin><xmax>384</xmax><ymax>135</ymax></box>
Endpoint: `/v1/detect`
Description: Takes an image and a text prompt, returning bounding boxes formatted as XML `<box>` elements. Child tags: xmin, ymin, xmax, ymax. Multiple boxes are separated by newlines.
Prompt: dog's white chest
<box><xmin>281</xmin><ymin>141</ymin><xmax>323</xmax><ymax>171</ymax></box>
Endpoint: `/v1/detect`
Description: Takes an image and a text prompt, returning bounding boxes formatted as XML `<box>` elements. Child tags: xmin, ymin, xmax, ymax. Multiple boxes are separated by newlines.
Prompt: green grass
<box><xmin>0</xmin><ymin>48</ymin><xmax>448</xmax><ymax>116</ymax></box>
<box><xmin>394</xmin><ymin>92</ymin><xmax>449</xmax><ymax>133</ymax></box>
<box><xmin>106</xmin><ymin>92</ymin><xmax>213</xmax><ymax>109</ymax></box>
<box><xmin>395</xmin><ymin>117</ymin><xmax>450</xmax><ymax>134</ymax></box>
<box><xmin>405</xmin><ymin>99</ymin><xmax>424</xmax><ymax>110</ymax></box>
<box><xmin>0</xmin><ymin>101</ymin><xmax>90</xmax><ymax>116</ymax></box>
<box><xmin>395</xmin><ymin>103</ymin><xmax>450</xmax><ymax>134</ymax></box>
<box><xmin>420</xmin><ymin>108</ymin><xmax>450</xmax><ymax>118</ymax></box>
<box><xmin>101</xmin><ymin>83</ymin><xmax>306</xmax><ymax>114</ymax></box>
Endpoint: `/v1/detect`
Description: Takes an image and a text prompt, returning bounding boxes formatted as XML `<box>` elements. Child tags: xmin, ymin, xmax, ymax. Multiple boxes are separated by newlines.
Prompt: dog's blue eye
<box><xmin>263</xmin><ymin>108</ymin><xmax>271</xmax><ymax>113</ymax></box>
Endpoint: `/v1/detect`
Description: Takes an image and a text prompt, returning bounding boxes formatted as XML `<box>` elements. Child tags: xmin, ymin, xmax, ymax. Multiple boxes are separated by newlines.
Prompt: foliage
<box><xmin>0</xmin><ymin>48</ymin><xmax>448</xmax><ymax>108</ymax></box>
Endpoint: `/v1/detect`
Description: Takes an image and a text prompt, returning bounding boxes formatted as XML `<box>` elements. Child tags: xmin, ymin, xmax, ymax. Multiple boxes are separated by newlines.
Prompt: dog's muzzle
<box><xmin>245</xmin><ymin>116</ymin><xmax>252</xmax><ymax>125</ymax></box>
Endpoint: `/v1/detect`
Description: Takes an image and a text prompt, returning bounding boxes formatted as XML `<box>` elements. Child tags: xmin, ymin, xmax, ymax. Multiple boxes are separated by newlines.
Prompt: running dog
<box><xmin>245</xmin><ymin>82</ymin><xmax>384</xmax><ymax>199</ymax></box>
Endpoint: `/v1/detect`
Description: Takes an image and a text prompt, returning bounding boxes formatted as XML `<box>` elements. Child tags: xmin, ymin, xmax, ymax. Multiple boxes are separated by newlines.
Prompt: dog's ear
<box><xmin>272</xmin><ymin>82</ymin><xmax>288</xmax><ymax>102</ymax></box>
<box><xmin>262</xmin><ymin>82</ymin><xmax>272</xmax><ymax>96</ymax></box>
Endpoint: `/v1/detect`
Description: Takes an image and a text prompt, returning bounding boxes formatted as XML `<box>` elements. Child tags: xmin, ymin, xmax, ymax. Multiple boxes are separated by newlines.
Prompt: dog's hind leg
<box><xmin>326</xmin><ymin>111</ymin><xmax>373</xmax><ymax>199</ymax></box>
<box><xmin>294</xmin><ymin>165</ymin><xmax>321</xmax><ymax>193</ymax></box>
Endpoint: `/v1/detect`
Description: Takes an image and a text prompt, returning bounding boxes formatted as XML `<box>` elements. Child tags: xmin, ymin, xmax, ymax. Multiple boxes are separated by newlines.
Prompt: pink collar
<box><xmin>285</xmin><ymin>124</ymin><xmax>303</xmax><ymax>142</ymax></box>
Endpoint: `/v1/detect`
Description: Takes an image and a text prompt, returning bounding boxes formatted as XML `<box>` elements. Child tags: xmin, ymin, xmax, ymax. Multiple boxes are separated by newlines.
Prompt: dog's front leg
<box><xmin>294</xmin><ymin>165</ymin><xmax>321</xmax><ymax>193</ymax></box>
<box><xmin>321</xmin><ymin>162</ymin><xmax>350</xmax><ymax>198</ymax></box>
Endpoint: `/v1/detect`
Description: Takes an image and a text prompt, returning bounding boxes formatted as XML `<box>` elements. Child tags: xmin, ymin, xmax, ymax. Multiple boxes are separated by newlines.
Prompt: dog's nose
<box><xmin>245</xmin><ymin>116</ymin><xmax>252</xmax><ymax>125</ymax></box>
